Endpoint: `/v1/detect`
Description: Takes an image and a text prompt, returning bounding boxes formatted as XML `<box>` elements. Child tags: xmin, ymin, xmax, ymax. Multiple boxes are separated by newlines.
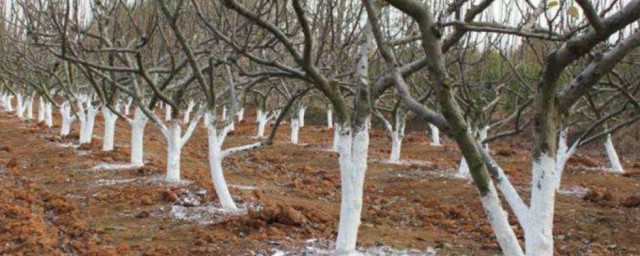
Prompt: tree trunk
<box><xmin>45</xmin><ymin>102</ymin><xmax>53</xmax><ymax>127</ymax></box>
<box><xmin>130</xmin><ymin>107</ymin><xmax>148</xmax><ymax>167</ymax></box>
<box><xmin>478</xmin><ymin>125</ymin><xmax>489</xmax><ymax>150</ymax></box>
<box><xmin>60</xmin><ymin>103</ymin><xmax>74</xmax><ymax>136</ymax></box>
<box><xmin>525</xmin><ymin>153</ymin><xmax>556</xmax><ymax>256</ymax></box>
<box><xmin>207</xmin><ymin>122</ymin><xmax>237</xmax><ymax>210</ymax></box>
<box><xmin>25</xmin><ymin>96</ymin><xmax>33</xmax><ymax>120</ymax></box>
<box><xmin>237</xmin><ymin>108</ymin><xmax>245</xmax><ymax>121</ymax></box>
<box><xmin>327</xmin><ymin>109</ymin><xmax>333</xmax><ymax>128</ymax></box>
<box><xmin>102</xmin><ymin>107</ymin><xmax>118</xmax><ymax>151</ymax></box>
<box><xmin>79</xmin><ymin>104</ymin><xmax>99</xmax><ymax>145</ymax></box>
<box><xmin>165</xmin><ymin>119</ymin><xmax>182</xmax><ymax>183</ymax></box>
<box><xmin>257</xmin><ymin>110</ymin><xmax>268</xmax><ymax>138</ymax></box>
<box><xmin>183</xmin><ymin>100</ymin><xmax>195</xmax><ymax>123</ymax></box>
<box><xmin>332</xmin><ymin>124</ymin><xmax>340</xmax><ymax>151</ymax></box>
<box><xmin>456</xmin><ymin>157</ymin><xmax>471</xmax><ymax>179</ymax></box>
<box><xmin>298</xmin><ymin>106</ymin><xmax>306</xmax><ymax>127</ymax></box>
<box><xmin>290</xmin><ymin>118</ymin><xmax>300</xmax><ymax>144</ymax></box>
<box><xmin>38</xmin><ymin>97</ymin><xmax>45</xmax><ymax>122</ymax></box>
<box><xmin>429</xmin><ymin>123</ymin><xmax>441</xmax><ymax>146</ymax></box>
<box><xmin>389</xmin><ymin>132</ymin><xmax>402</xmax><ymax>163</ymax></box>
<box><xmin>164</xmin><ymin>104</ymin><xmax>172</xmax><ymax>121</ymax></box>
<box><xmin>15</xmin><ymin>94</ymin><xmax>24</xmax><ymax>118</ymax></box>
<box><xmin>335</xmin><ymin>124</ymin><xmax>369</xmax><ymax>254</ymax></box>
<box><xmin>604</xmin><ymin>133</ymin><xmax>624</xmax><ymax>173</ymax></box>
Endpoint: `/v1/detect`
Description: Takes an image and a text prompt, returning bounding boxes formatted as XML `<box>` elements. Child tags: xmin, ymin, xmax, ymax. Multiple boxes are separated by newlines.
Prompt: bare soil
<box><xmin>0</xmin><ymin>110</ymin><xmax>639</xmax><ymax>255</ymax></box>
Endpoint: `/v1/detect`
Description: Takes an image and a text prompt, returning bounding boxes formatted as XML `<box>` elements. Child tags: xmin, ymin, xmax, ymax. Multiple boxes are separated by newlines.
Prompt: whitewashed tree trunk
<box><xmin>15</xmin><ymin>94</ymin><xmax>24</xmax><ymax>118</ymax></box>
<box><xmin>183</xmin><ymin>100</ymin><xmax>195</xmax><ymax>123</ymax></box>
<box><xmin>480</xmin><ymin>184</ymin><xmax>525</xmax><ymax>256</ymax></box>
<box><xmin>332</xmin><ymin>125</ymin><xmax>340</xmax><ymax>151</ymax></box>
<box><xmin>38</xmin><ymin>97</ymin><xmax>45</xmax><ymax>122</ymax></box>
<box><xmin>45</xmin><ymin>101</ymin><xmax>53</xmax><ymax>127</ymax></box>
<box><xmin>456</xmin><ymin>157</ymin><xmax>471</xmax><ymax>179</ymax></box>
<box><xmin>604</xmin><ymin>134</ymin><xmax>624</xmax><ymax>173</ymax></box>
<box><xmin>222</xmin><ymin>105</ymin><xmax>227</xmax><ymax>120</ymax></box>
<box><xmin>165</xmin><ymin>120</ymin><xmax>182</xmax><ymax>183</ymax></box>
<box><xmin>130</xmin><ymin>107</ymin><xmax>148</xmax><ymax>167</ymax></box>
<box><xmin>164</xmin><ymin>115</ymin><xmax>201</xmax><ymax>183</ymax></box>
<box><xmin>78</xmin><ymin>101</ymin><xmax>99</xmax><ymax>145</ymax></box>
<box><xmin>525</xmin><ymin>153</ymin><xmax>556</xmax><ymax>256</ymax></box>
<box><xmin>298</xmin><ymin>106</ymin><xmax>306</xmax><ymax>127</ymax></box>
<box><xmin>164</xmin><ymin>104</ymin><xmax>172</xmax><ymax>121</ymax></box>
<box><xmin>60</xmin><ymin>106</ymin><xmax>74</xmax><ymax>136</ymax></box>
<box><xmin>237</xmin><ymin>108</ymin><xmax>244</xmax><ymax>121</ymax></box>
<box><xmin>123</xmin><ymin>97</ymin><xmax>133</xmax><ymax>116</ymax></box>
<box><xmin>327</xmin><ymin>109</ymin><xmax>333</xmax><ymax>128</ymax></box>
<box><xmin>429</xmin><ymin>123</ymin><xmax>441</xmax><ymax>146</ymax></box>
<box><xmin>256</xmin><ymin>109</ymin><xmax>270</xmax><ymax>138</ymax></box>
<box><xmin>335</xmin><ymin>124</ymin><xmax>370</xmax><ymax>254</ymax></box>
<box><xmin>207</xmin><ymin>119</ymin><xmax>237</xmax><ymax>210</ymax></box>
<box><xmin>555</xmin><ymin>128</ymin><xmax>577</xmax><ymax>190</ymax></box>
<box><xmin>479</xmin><ymin>125</ymin><xmax>489</xmax><ymax>150</ymax></box>
<box><xmin>389</xmin><ymin>132</ymin><xmax>402</xmax><ymax>163</ymax></box>
<box><xmin>290</xmin><ymin>118</ymin><xmax>300</xmax><ymax>144</ymax></box>
<box><xmin>4</xmin><ymin>95</ymin><xmax>14</xmax><ymax>112</ymax></box>
<box><xmin>203</xmin><ymin>111</ymin><xmax>211</xmax><ymax>128</ymax></box>
<box><xmin>25</xmin><ymin>96</ymin><xmax>33</xmax><ymax>120</ymax></box>
<box><xmin>102</xmin><ymin>106</ymin><xmax>118</xmax><ymax>151</ymax></box>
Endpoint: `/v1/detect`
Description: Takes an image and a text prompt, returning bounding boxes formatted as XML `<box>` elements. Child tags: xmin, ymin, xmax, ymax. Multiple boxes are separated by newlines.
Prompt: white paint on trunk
<box><xmin>102</xmin><ymin>106</ymin><xmax>118</xmax><ymax>151</ymax></box>
<box><xmin>45</xmin><ymin>101</ymin><xmax>53</xmax><ymax>127</ymax></box>
<box><xmin>256</xmin><ymin>109</ymin><xmax>270</xmax><ymax>138</ymax></box>
<box><xmin>428</xmin><ymin>123</ymin><xmax>441</xmax><ymax>146</ymax></box>
<box><xmin>604</xmin><ymin>134</ymin><xmax>624</xmax><ymax>173</ymax></box>
<box><xmin>183</xmin><ymin>100</ymin><xmax>195</xmax><ymax>123</ymax></box>
<box><xmin>327</xmin><ymin>109</ymin><xmax>333</xmax><ymax>128</ymax></box>
<box><xmin>78</xmin><ymin>101</ymin><xmax>99</xmax><ymax>145</ymax></box>
<box><xmin>222</xmin><ymin>105</ymin><xmax>227</xmax><ymax>120</ymax></box>
<box><xmin>4</xmin><ymin>95</ymin><xmax>14</xmax><ymax>111</ymax></box>
<box><xmin>456</xmin><ymin>157</ymin><xmax>471</xmax><ymax>179</ymax></box>
<box><xmin>335</xmin><ymin>124</ymin><xmax>370</xmax><ymax>254</ymax></box>
<box><xmin>165</xmin><ymin>120</ymin><xmax>182</xmax><ymax>183</ymax></box>
<box><xmin>207</xmin><ymin>122</ymin><xmax>237</xmax><ymax>210</ymax></box>
<box><xmin>479</xmin><ymin>125</ymin><xmax>489</xmax><ymax>150</ymax></box>
<box><xmin>291</xmin><ymin>118</ymin><xmax>300</xmax><ymax>144</ymax></box>
<box><xmin>130</xmin><ymin>107</ymin><xmax>148</xmax><ymax>167</ymax></box>
<box><xmin>525</xmin><ymin>153</ymin><xmax>556</xmax><ymax>256</ymax></box>
<box><xmin>164</xmin><ymin>104</ymin><xmax>172</xmax><ymax>121</ymax></box>
<box><xmin>389</xmin><ymin>132</ymin><xmax>402</xmax><ymax>163</ymax></box>
<box><xmin>25</xmin><ymin>96</ymin><xmax>33</xmax><ymax>120</ymax></box>
<box><xmin>123</xmin><ymin>97</ymin><xmax>132</xmax><ymax>116</ymax></box>
<box><xmin>480</xmin><ymin>184</ymin><xmax>525</xmax><ymax>256</ymax></box>
<box><xmin>237</xmin><ymin>108</ymin><xmax>244</xmax><ymax>122</ymax></box>
<box><xmin>332</xmin><ymin>125</ymin><xmax>340</xmax><ymax>151</ymax></box>
<box><xmin>203</xmin><ymin>112</ymin><xmax>211</xmax><ymax>128</ymax></box>
<box><xmin>298</xmin><ymin>106</ymin><xmax>306</xmax><ymax>127</ymax></box>
<box><xmin>15</xmin><ymin>94</ymin><xmax>24</xmax><ymax>118</ymax></box>
<box><xmin>163</xmin><ymin>114</ymin><xmax>202</xmax><ymax>183</ymax></box>
<box><xmin>555</xmin><ymin>128</ymin><xmax>577</xmax><ymax>190</ymax></box>
<box><xmin>38</xmin><ymin>97</ymin><xmax>45</xmax><ymax>122</ymax></box>
<box><xmin>59</xmin><ymin>102</ymin><xmax>75</xmax><ymax>136</ymax></box>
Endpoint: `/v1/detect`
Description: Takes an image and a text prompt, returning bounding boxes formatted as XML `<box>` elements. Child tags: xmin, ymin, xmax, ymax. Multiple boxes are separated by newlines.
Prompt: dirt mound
<box><xmin>621</xmin><ymin>195</ymin><xmax>640</xmax><ymax>208</ymax></box>
<box><xmin>583</xmin><ymin>187</ymin><xmax>615</xmax><ymax>206</ymax></box>
<box><xmin>215</xmin><ymin>204</ymin><xmax>336</xmax><ymax>241</ymax></box>
<box><xmin>568</xmin><ymin>155</ymin><xmax>600</xmax><ymax>168</ymax></box>
<box><xmin>0</xmin><ymin>169</ymin><xmax>112</xmax><ymax>255</ymax></box>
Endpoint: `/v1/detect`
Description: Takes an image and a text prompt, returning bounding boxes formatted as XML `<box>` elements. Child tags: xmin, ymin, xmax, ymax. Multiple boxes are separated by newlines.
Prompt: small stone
<box><xmin>136</xmin><ymin>210</ymin><xmax>150</xmax><ymax>218</ymax></box>
<box><xmin>140</xmin><ymin>195</ymin><xmax>153</xmax><ymax>205</ymax></box>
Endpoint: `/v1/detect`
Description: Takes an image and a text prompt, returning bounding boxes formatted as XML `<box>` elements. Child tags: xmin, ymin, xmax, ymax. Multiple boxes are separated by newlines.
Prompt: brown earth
<box><xmin>0</xmin><ymin>109</ymin><xmax>639</xmax><ymax>255</ymax></box>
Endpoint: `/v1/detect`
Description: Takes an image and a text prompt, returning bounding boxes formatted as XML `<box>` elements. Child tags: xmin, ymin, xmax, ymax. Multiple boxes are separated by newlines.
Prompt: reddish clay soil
<box><xmin>0</xmin><ymin>109</ymin><xmax>639</xmax><ymax>255</ymax></box>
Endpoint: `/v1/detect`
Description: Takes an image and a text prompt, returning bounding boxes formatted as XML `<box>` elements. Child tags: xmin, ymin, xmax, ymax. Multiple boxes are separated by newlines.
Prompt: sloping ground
<box><xmin>0</xmin><ymin>110</ymin><xmax>639</xmax><ymax>255</ymax></box>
